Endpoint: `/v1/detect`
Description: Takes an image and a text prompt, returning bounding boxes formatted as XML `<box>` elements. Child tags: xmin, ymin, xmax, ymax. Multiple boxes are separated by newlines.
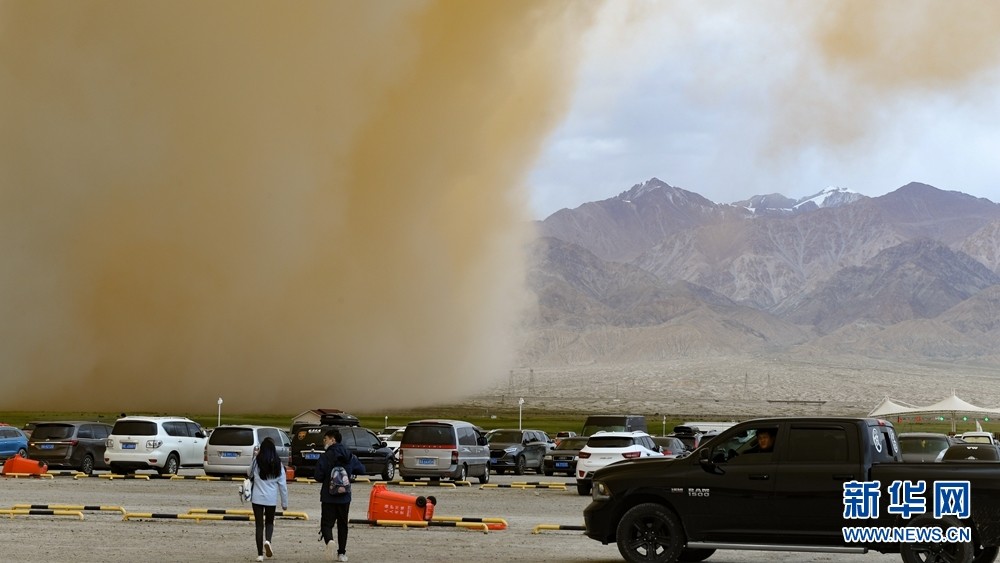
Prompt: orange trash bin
<box><xmin>2</xmin><ymin>453</ymin><xmax>48</xmax><ymax>475</ymax></box>
<box><xmin>367</xmin><ymin>482</ymin><xmax>436</xmax><ymax>522</ymax></box>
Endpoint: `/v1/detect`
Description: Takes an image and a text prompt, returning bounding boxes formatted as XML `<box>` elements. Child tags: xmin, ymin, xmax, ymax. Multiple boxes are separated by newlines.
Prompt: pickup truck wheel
<box><xmin>678</xmin><ymin>547</ymin><xmax>716</xmax><ymax>562</ymax></box>
<box><xmin>974</xmin><ymin>545</ymin><xmax>999</xmax><ymax>563</ymax></box>
<box><xmin>616</xmin><ymin>502</ymin><xmax>684</xmax><ymax>563</ymax></box>
<box><xmin>900</xmin><ymin>515</ymin><xmax>974</xmax><ymax>563</ymax></box>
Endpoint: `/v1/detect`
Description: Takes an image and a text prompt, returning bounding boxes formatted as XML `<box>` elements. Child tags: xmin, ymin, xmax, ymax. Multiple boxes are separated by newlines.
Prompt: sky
<box><xmin>528</xmin><ymin>1</ymin><xmax>1000</xmax><ymax>219</ymax></box>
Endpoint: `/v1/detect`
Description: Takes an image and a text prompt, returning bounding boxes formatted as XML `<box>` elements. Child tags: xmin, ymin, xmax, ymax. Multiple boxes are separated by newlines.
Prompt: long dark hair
<box><xmin>255</xmin><ymin>437</ymin><xmax>282</xmax><ymax>480</ymax></box>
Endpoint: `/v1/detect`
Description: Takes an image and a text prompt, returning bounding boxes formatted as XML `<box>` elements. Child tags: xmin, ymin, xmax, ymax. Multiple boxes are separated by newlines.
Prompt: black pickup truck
<box><xmin>584</xmin><ymin>417</ymin><xmax>1000</xmax><ymax>563</ymax></box>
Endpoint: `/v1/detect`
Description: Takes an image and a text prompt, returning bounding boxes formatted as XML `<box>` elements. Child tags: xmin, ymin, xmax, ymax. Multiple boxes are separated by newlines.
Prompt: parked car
<box><xmin>104</xmin><ymin>416</ymin><xmax>207</xmax><ymax>475</ymax></box>
<box><xmin>651</xmin><ymin>435</ymin><xmax>688</xmax><ymax>458</ymax></box>
<box><xmin>898</xmin><ymin>432</ymin><xmax>963</xmax><ymax>462</ymax></box>
<box><xmin>581</xmin><ymin>414</ymin><xmax>647</xmax><ymax>436</ymax></box>
<box><xmin>957</xmin><ymin>431</ymin><xmax>998</xmax><ymax>445</ymax></box>
<box><xmin>398</xmin><ymin>419</ymin><xmax>490</xmax><ymax>483</ymax></box>
<box><xmin>289</xmin><ymin>411</ymin><xmax>359</xmax><ymax>438</ymax></box>
<box><xmin>542</xmin><ymin>435</ymin><xmax>589</xmax><ymax>476</ymax></box>
<box><xmin>555</xmin><ymin>431</ymin><xmax>577</xmax><ymax>438</ymax></box>
<box><xmin>0</xmin><ymin>424</ymin><xmax>29</xmax><ymax>460</ymax></box>
<box><xmin>290</xmin><ymin>425</ymin><xmax>396</xmax><ymax>480</ymax></box>
<box><xmin>378</xmin><ymin>426</ymin><xmax>404</xmax><ymax>441</ymax></box>
<box><xmin>383</xmin><ymin>428</ymin><xmax>405</xmax><ymax>460</ymax></box>
<box><xmin>575</xmin><ymin>430</ymin><xmax>662</xmax><ymax>495</ymax></box>
<box><xmin>204</xmin><ymin>425</ymin><xmax>291</xmax><ymax>477</ymax></box>
<box><xmin>28</xmin><ymin>421</ymin><xmax>113</xmax><ymax>474</ymax></box>
<box><xmin>942</xmin><ymin>443</ymin><xmax>1000</xmax><ymax>461</ymax></box>
<box><xmin>486</xmin><ymin>428</ymin><xmax>553</xmax><ymax>475</ymax></box>
<box><xmin>21</xmin><ymin>421</ymin><xmax>42</xmax><ymax>438</ymax></box>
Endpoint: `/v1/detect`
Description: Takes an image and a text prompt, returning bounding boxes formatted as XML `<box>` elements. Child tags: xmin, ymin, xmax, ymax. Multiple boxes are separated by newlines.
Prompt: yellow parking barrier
<box><xmin>2</xmin><ymin>473</ymin><xmax>54</xmax><ymax>479</ymax></box>
<box><xmin>0</xmin><ymin>509</ymin><xmax>83</xmax><ymax>520</ymax></box>
<box><xmin>187</xmin><ymin>508</ymin><xmax>309</xmax><ymax>520</ymax></box>
<box><xmin>433</xmin><ymin>515</ymin><xmax>508</xmax><ymax>530</ymax></box>
<box><xmin>532</xmin><ymin>523</ymin><xmax>587</xmax><ymax>534</ymax></box>
<box><xmin>12</xmin><ymin>504</ymin><xmax>127</xmax><ymax>515</ymax></box>
<box><xmin>480</xmin><ymin>483</ymin><xmax>567</xmax><ymax>490</ymax></box>
<box><xmin>98</xmin><ymin>474</ymin><xmax>150</xmax><ymax>480</ymax></box>
<box><xmin>123</xmin><ymin>512</ymin><xmax>252</xmax><ymax>522</ymax></box>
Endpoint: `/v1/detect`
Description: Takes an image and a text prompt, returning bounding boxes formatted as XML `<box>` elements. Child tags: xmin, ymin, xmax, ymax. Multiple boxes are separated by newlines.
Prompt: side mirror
<box><xmin>379</xmin><ymin>441</ymin><xmax>388</xmax><ymax>449</ymax></box>
<box><xmin>195</xmin><ymin>431</ymin><xmax>206</xmax><ymax>439</ymax></box>
<box><xmin>698</xmin><ymin>448</ymin><xmax>720</xmax><ymax>473</ymax></box>
<box><xmin>477</xmin><ymin>436</ymin><xmax>488</xmax><ymax>446</ymax></box>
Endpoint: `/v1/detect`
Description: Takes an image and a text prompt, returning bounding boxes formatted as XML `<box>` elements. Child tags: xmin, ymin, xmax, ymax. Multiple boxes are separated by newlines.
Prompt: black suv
<box><xmin>486</xmin><ymin>429</ymin><xmax>553</xmax><ymax>475</ymax></box>
<box><xmin>28</xmin><ymin>421</ymin><xmax>113</xmax><ymax>475</ymax></box>
<box><xmin>291</xmin><ymin>425</ymin><xmax>395</xmax><ymax>480</ymax></box>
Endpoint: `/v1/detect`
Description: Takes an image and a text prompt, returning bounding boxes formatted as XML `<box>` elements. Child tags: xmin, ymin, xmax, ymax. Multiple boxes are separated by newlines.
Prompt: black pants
<box><xmin>252</xmin><ymin>503</ymin><xmax>276</xmax><ymax>556</ymax></box>
<box><xmin>320</xmin><ymin>502</ymin><xmax>350</xmax><ymax>555</ymax></box>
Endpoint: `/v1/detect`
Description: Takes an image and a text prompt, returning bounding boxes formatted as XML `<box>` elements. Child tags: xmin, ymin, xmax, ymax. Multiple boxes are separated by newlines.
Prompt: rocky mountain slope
<box><xmin>524</xmin><ymin>180</ymin><xmax>1000</xmax><ymax>367</ymax></box>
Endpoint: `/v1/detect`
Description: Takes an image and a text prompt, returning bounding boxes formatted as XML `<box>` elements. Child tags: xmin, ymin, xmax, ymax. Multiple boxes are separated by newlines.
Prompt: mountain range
<box><xmin>522</xmin><ymin>179</ymin><xmax>1000</xmax><ymax>366</ymax></box>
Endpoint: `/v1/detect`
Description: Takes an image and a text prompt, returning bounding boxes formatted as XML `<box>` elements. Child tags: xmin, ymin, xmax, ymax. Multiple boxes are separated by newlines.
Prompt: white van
<box><xmin>203</xmin><ymin>425</ymin><xmax>291</xmax><ymax>476</ymax></box>
<box><xmin>398</xmin><ymin>420</ymin><xmax>490</xmax><ymax>484</ymax></box>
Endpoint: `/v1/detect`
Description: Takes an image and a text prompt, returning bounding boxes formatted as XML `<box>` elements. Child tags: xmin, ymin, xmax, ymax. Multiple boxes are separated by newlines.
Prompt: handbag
<box><xmin>239</xmin><ymin>460</ymin><xmax>255</xmax><ymax>503</ymax></box>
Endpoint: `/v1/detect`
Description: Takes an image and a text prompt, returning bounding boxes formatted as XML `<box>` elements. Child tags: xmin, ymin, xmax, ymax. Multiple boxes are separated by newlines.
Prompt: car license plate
<box><xmin>490</xmin><ymin>457</ymin><xmax>498</xmax><ymax>464</ymax></box>
<box><xmin>555</xmin><ymin>461</ymin><xmax>568</xmax><ymax>468</ymax></box>
<box><xmin>40</xmin><ymin>443</ymin><xmax>55</xmax><ymax>450</ymax></box>
<box><xmin>418</xmin><ymin>457</ymin><xmax>435</xmax><ymax>466</ymax></box>
<box><xmin>304</xmin><ymin>453</ymin><xmax>320</xmax><ymax>460</ymax></box>
<box><xmin>123</xmin><ymin>442</ymin><xmax>137</xmax><ymax>450</ymax></box>
<box><xmin>221</xmin><ymin>451</ymin><xmax>239</xmax><ymax>458</ymax></box>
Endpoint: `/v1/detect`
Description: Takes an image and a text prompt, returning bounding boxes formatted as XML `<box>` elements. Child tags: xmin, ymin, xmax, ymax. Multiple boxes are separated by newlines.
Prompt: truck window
<box><xmin>786</xmin><ymin>427</ymin><xmax>850</xmax><ymax>462</ymax></box>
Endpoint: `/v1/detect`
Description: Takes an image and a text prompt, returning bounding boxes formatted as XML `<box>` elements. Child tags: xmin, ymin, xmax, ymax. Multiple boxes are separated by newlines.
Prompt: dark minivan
<box><xmin>28</xmin><ymin>421</ymin><xmax>113</xmax><ymax>475</ymax></box>
<box><xmin>291</xmin><ymin>425</ymin><xmax>396</xmax><ymax>480</ymax></box>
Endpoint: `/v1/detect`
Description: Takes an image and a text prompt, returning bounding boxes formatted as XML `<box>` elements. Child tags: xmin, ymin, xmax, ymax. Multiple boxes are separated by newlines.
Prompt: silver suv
<box><xmin>105</xmin><ymin>416</ymin><xmax>207</xmax><ymax>475</ymax></box>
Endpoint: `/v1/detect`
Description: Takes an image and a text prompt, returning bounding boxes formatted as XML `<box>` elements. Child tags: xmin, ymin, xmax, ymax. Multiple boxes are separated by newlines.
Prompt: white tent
<box><xmin>869</xmin><ymin>392</ymin><xmax>1000</xmax><ymax>432</ymax></box>
<box><xmin>868</xmin><ymin>396</ymin><xmax>919</xmax><ymax>417</ymax></box>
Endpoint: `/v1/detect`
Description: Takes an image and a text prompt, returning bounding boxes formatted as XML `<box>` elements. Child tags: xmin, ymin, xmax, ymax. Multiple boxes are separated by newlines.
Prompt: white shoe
<box><xmin>264</xmin><ymin>540</ymin><xmax>273</xmax><ymax>558</ymax></box>
<box><xmin>338</xmin><ymin>554</ymin><xmax>348</xmax><ymax>562</ymax></box>
<box><xmin>256</xmin><ymin>557</ymin><xmax>263</xmax><ymax>562</ymax></box>
<box><xmin>324</xmin><ymin>541</ymin><xmax>336</xmax><ymax>561</ymax></box>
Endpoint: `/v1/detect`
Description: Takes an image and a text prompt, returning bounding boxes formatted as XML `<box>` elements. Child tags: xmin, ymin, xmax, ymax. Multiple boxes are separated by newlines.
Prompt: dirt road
<box><xmin>1</xmin><ymin>469</ymin><xmax>906</xmax><ymax>563</ymax></box>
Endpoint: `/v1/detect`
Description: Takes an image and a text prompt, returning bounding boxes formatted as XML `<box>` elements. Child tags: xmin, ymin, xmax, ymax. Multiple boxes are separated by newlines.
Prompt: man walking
<box><xmin>315</xmin><ymin>428</ymin><xmax>365</xmax><ymax>562</ymax></box>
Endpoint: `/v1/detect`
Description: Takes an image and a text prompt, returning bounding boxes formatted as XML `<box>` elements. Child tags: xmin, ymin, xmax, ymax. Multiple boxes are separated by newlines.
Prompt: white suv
<box><xmin>575</xmin><ymin>431</ymin><xmax>662</xmax><ymax>495</ymax></box>
<box><xmin>105</xmin><ymin>416</ymin><xmax>207</xmax><ymax>475</ymax></box>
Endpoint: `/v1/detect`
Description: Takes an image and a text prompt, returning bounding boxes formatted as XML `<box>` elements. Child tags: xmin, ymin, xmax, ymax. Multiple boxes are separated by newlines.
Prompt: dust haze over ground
<box><xmin>0</xmin><ymin>2</ymin><xmax>595</xmax><ymax>413</ymax></box>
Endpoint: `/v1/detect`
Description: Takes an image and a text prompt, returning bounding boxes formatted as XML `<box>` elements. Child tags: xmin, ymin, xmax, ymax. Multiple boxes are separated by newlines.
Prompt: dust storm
<box><xmin>0</xmin><ymin>2</ymin><xmax>595</xmax><ymax>412</ymax></box>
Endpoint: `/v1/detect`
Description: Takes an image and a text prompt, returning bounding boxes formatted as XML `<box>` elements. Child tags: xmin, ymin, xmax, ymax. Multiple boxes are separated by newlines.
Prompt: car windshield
<box><xmin>488</xmin><ymin>430</ymin><xmax>524</xmax><ymax>444</ymax></box>
<box><xmin>587</xmin><ymin>436</ymin><xmax>635</xmax><ymax>448</ymax></box>
<box><xmin>556</xmin><ymin>437</ymin><xmax>589</xmax><ymax>450</ymax></box>
<box><xmin>388</xmin><ymin>429</ymin><xmax>405</xmax><ymax>441</ymax></box>
<box><xmin>30</xmin><ymin>424</ymin><xmax>74</xmax><ymax>440</ymax></box>
<box><xmin>899</xmin><ymin>436</ymin><xmax>950</xmax><ymax>454</ymax></box>
<box><xmin>111</xmin><ymin>421</ymin><xmax>157</xmax><ymax>436</ymax></box>
<box><xmin>209</xmin><ymin>427</ymin><xmax>254</xmax><ymax>446</ymax></box>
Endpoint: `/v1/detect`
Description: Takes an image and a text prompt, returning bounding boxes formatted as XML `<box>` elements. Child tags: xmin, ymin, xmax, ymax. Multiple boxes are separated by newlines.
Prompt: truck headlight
<box><xmin>593</xmin><ymin>481</ymin><xmax>611</xmax><ymax>501</ymax></box>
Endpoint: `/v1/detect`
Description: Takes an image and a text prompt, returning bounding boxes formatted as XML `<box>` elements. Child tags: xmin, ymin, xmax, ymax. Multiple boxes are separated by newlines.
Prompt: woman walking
<box><xmin>248</xmin><ymin>437</ymin><xmax>289</xmax><ymax>561</ymax></box>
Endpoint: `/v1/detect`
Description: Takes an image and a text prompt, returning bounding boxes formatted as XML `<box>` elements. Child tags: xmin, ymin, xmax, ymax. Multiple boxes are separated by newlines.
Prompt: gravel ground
<box><xmin>0</xmin><ymin>468</ymin><xmax>911</xmax><ymax>563</ymax></box>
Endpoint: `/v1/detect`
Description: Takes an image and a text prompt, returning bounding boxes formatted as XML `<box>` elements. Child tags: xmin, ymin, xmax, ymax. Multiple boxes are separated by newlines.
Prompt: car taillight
<box><xmin>106</xmin><ymin>438</ymin><xmax>113</xmax><ymax>448</ymax></box>
<box><xmin>146</xmin><ymin>440</ymin><xmax>163</xmax><ymax>449</ymax></box>
<box><xmin>451</xmin><ymin>450</ymin><xmax>459</xmax><ymax>464</ymax></box>
<box><xmin>622</xmin><ymin>451</ymin><xmax>641</xmax><ymax>459</ymax></box>
<box><xmin>69</xmin><ymin>440</ymin><xmax>78</xmax><ymax>446</ymax></box>
<box><xmin>578</xmin><ymin>451</ymin><xmax>591</xmax><ymax>459</ymax></box>
<box><xmin>662</xmin><ymin>449</ymin><xmax>673</xmax><ymax>455</ymax></box>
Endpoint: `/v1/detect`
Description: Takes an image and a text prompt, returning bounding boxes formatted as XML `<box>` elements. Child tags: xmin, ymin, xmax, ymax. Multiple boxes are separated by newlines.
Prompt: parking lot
<box><xmin>1</xmin><ymin>469</ymin><xmax>909</xmax><ymax>563</ymax></box>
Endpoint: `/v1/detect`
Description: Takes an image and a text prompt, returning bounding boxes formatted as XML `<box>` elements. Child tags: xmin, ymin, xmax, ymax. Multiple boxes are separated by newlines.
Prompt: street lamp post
<box><xmin>518</xmin><ymin>397</ymin><xmax>524</xmax><ymax>430</ymax></box>
<box><xmin>217</xmin><ymin>397</ymin><xmax>223</xmax><ymax>427</ymax></box>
